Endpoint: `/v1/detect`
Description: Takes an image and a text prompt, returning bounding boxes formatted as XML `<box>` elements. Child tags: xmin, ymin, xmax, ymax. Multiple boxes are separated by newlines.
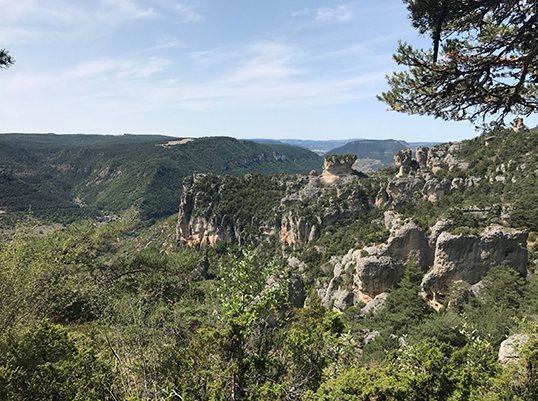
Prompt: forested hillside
<box><xmin>0</xmin><ymin>134</ymin><xmax>322</xmax><ymax>227</ymax></box>
<box><xmin>0</xmin><ymin>126</ymin><xmax>537</xmax><ymax>400</ymax></box>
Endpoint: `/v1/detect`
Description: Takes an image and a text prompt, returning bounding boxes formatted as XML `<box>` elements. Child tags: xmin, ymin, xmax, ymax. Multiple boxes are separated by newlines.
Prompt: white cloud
<box><xmin>222</xmin><ymin>42</ymin><xmax>304</xmax><ymax>84</ymax></box>
<box><xmin>68</xmin><ymin>57</ymin><xmax>170</xmax><ymax>79</ymax></box>
<box><xmin>99</xmin><ymin>0</ymin><xmax>158</xmax><ymax>20</ymax></box>
<box><xmin>189</xmin><ymin>48</ymin><xmax>240</xmax><ymax>68</ymax></box>
<box><xmin>0</xmin><ymin>27</ymin><xmax>43</xmax><ymax>44</ymax></box>
<box><xmin>120</xmin><ymin>57</ymin><xmax>171</xmax><ymax>78</ymax></box>
<box><xmin>291</xmin><ymin>8</ymin><xmax>310</xmax><ymax>17</ymax></box>
<box><xmin>133</xmin><ymin>35</ymin><xmax>183</xmax><ymax>54</ymax></box>
<box><xmin>176</xmin><ymin>4</ymin><xmax>202</xmax><ymax>22</ymax></box>
<box><xmin>316</xmin><ymin>5</ymin><xmax>353</xmax><ymax>22</ymax></box>
<box><xmin>0</xmin><ymin>0</ymin><xmax>159</xmax><ymax>45</ymax></box>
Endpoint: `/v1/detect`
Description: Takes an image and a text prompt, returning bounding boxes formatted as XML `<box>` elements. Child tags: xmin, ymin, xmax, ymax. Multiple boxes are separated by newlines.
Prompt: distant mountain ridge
<box><xmin>251</xmin><ymin>138</ymin><xmax>442</xmax><ymax>171</ymax></box>
<box><xmin>251</xmin><ymin>138</ymin><xmax>365</xmax><ymax>154</ymax></box>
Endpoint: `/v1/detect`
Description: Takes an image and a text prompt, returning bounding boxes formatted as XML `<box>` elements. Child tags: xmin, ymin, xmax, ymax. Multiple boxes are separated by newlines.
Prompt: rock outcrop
<box><xmin>318</xmin><ymin>214</ymin><xmax>528</xmax><ymax>310</ymax></box>
<box><xmin>423</xmin><ymin>179</ymin><xmax>451</xmax><ymax>201</ymax></box>
<box><xmin>416</xmin><ymin>147</ymin><xmax>428</xmax><ymax>167</ymax></box>
<box><xmin>499</xmin><ymin>333</ymin><xmax>530</xmax><ymax>364</ymax></box>
<box><xmin>511</xmin><ymin>117</ymin><xmax>526</xmax><ymax>132</ymax></box>
<box><xmin>422</xmin><ymin>225</ymin><xmax>528</xmax><ymax>300</ymax></box>
<box><xmin>319</xmin><ymin>217</ymin><xmax>431</xmax><ymax>307</ymax></box>
<box><xmin>372</xmin><ymin>142</ymin><xmax>473</xmax><ymax>207</ymax></box>
<box><xmin>394</xmin><ymin>149</ymin><xmax>413</xmax><ymax>176</ymax></box>
<box><xmin>386</xmin><ymin>177</ymin><xmax>425</xmax><ymax>199</ymax></box>
<box><xmin>322</xmin><ymin>154</ymin><xmax>358</xmax><ymax>183</ymax></box>
<box><xmin>281</xmin><ymin>216</ymin><xmax>319</xmax><ymax>245</ymax></box>
<box><xmin>178</xmin><ymin>156</ymin><xmax>372</xmax><ymax>247</ymax></box>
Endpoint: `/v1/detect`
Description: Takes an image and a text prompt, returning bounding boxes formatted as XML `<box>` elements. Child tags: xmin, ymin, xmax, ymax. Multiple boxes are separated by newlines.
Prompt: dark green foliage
<box><xmin>305</xmin><ymin>336</ymin><xmax>507</xmax><ymax>401</ymax></box>
<box><xmin>372</xmin><ymin>260</ymin><xmax>431</xmax><ymax>335</ymax></box>
<box><xmin>211</xmin><ymin>174</ymin><xmax>285</xmax><ymax>222</ymax></box>
<box><xmin>0</xmin><ymin>320</ymin><xmax>112</xmax><ymax>400</ymax></box>
<box><xmin>357</xmin><ymin>260</ymin><xmax>433</xmax><ymax>366</ymax></box>
<box><xmin>0</xmin><ymin>48</ymin><xmax>14</xmax><ymax>68</ymax></box>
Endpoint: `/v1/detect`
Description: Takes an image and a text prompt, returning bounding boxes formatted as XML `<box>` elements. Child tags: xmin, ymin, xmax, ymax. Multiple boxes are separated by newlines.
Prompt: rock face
<box><xmin>386</xmin><ymin>177</ymin><xmax>425</xmax><ymax>200</ymax></box>
<box><xmin>423</xmin><ymin>179</ymin><xmax>451</xmax><ymax>201</ymax></box>
<box><xmin>177</xmin><ymin>157</ymin><xmax>372</xmax><ymax>247</ymax></box>
<box><xmin>416</xmin><ymin>147</ymin><xmax>428</xmax><ymax>167</ymax></box>
<box><xmin>422</xmin><ymin>225</ymin><xmax>528</xmax><ymax>300</ymax></box>
<box><xmin>281</xmin><ymin>216</ymin><xmax>318</xmax><ymax>245</ymax></box>
<box><xmin>318</xmin><ymin>214</ymin><xmax>528</xmax><ymax>310</ymax></box>
<box><xmin>319</xmin><ymin>218</ymin><xmax>431</xmax><ymax>307</ymax></box>
<box><xmin>177</xmin><ymin>173</ymin><xmax>265</xmax><ymax>246</ymax></box>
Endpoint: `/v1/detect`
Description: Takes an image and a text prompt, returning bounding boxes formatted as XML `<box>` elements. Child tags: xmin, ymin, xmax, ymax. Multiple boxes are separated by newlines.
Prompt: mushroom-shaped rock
<box><xmin>322</xmin><ymin>154</ymin><xmax>358</xmax><ymax>183</ymax></box>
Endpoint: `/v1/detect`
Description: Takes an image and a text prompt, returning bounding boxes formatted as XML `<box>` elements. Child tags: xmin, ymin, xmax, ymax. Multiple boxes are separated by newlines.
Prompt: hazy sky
<box><xmin>1</xmin><ymin>0</ymin><xmax>534</xmax><ymax>142</ymax></box>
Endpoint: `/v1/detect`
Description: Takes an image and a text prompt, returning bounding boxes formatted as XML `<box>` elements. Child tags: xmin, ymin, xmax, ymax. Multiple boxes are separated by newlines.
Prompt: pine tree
<box><xmin>0</xmin><ymin>49</ymin><xmax>14</xmax><ymax>68</ymax></box>
<box><xmin>378</xmin><ymin>0</ymin><xmax>537</xmax><ymax>123</ymax></box>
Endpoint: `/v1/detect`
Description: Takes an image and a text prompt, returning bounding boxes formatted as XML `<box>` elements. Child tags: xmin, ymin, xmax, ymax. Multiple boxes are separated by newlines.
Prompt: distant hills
<box><xmin>251</xmin><ymin>138</ymin><xmax>365</xmax><ymax>154</ymax></box>
<box><xmin>0</xmin><ymin>134</ymin><xmax>322</xmax><ymax>226</ymax></box>
<box><xmin>252</xmin><ymin>138</ymin><xmax>442</xmax><ymax>171</ymax></box>
<box><xmin>326</xmin><ymin>139</ymin><xmax>410</xmax><ymax>163</ymax></box>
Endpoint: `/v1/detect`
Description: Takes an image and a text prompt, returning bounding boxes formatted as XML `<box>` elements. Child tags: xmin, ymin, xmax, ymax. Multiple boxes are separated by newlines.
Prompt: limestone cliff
<box><xmin>422</xmin><ymin>225</ymin><xmax>528</xmax><ymax>300</ymax></box>
<box><xmin>318</xmin><ymin>213</ymin><xmax>528</xmax><ymax>311</ymax></box>
<box><xmin>177</xmin><ymin>155</ymin><xmax>372</xmax><ymax>247</ymax></box>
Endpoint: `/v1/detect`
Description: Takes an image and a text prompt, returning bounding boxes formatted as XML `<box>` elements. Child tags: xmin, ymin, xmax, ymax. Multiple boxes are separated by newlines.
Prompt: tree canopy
<box><xmin>378</xmin><ymin>0</ymin><xmax>537</xmax><ymax>123</ymax></box>
<box><xmin>0</xmin><ymin>49</ymin><xmax>14</xmax><ymax>69</ymax></box>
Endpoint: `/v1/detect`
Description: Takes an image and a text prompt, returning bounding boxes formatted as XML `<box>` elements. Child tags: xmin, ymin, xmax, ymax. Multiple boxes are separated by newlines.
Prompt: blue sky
<box><xmin>1</xmin><ymin>0</ymin><xmax>534</xmax><ymax>142</ymax></box>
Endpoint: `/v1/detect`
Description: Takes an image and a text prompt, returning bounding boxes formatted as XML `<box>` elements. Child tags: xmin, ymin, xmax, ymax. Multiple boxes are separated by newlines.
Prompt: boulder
<box><xmin>354</xmin><ymin>256</ymin><xmax>405</xmax><ymax>302</ymax></box>
<box><xmin>360</xmin><ymin>292</ymin><xmax>388</xmax><ymax>315</ymax></box>
<box><xmin>499</xmin><ymin>333</ymin><xmax>530</xmax><ymax>364</ymax></box>
<box><xmin>382</xmin><ymin>221</ymin><xmax>430</xmax><ymax>268</ymax></box>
